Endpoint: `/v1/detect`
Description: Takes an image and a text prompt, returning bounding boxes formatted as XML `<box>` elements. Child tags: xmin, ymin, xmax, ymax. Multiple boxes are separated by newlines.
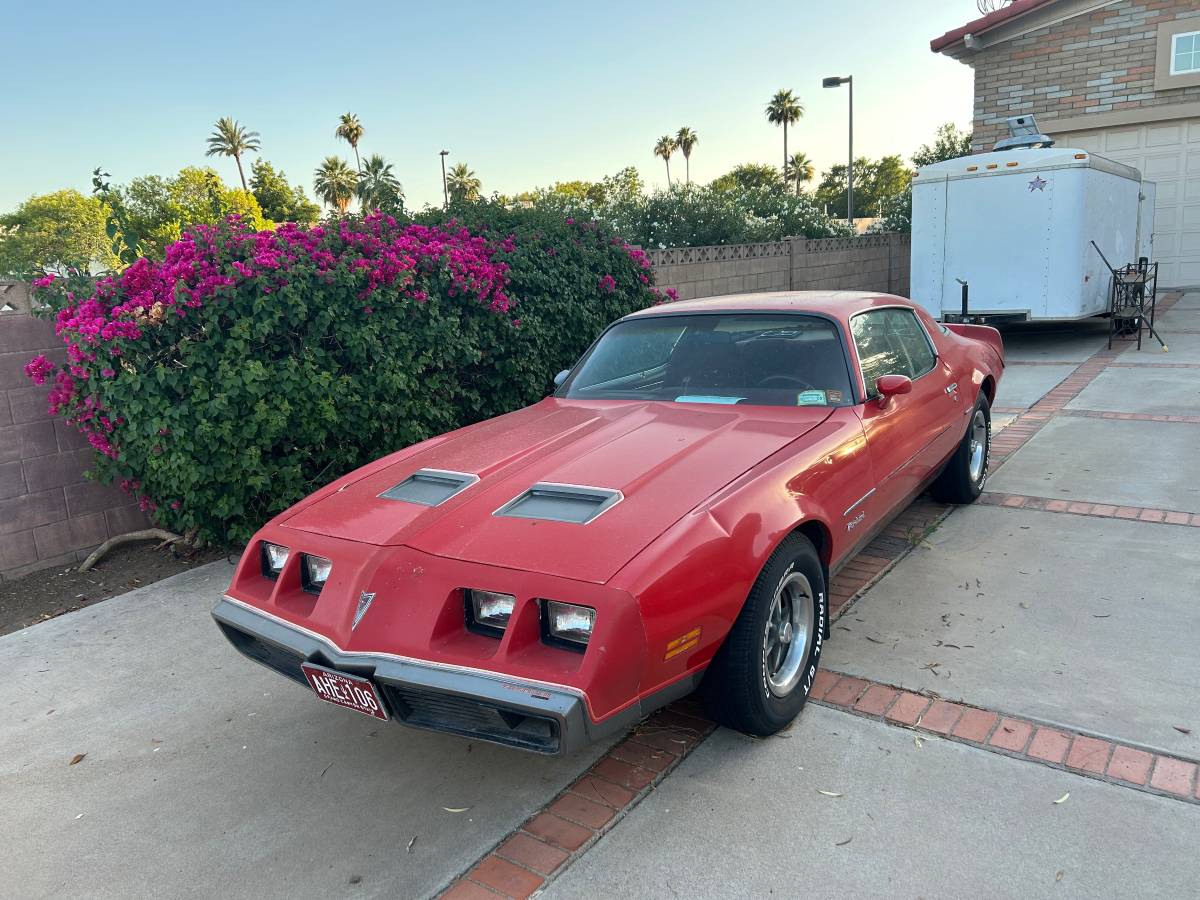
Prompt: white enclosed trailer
<box><xmin>910</xmin><ymin>146</ymin><xmax>1155</xmax><ymax>322</ymax></box>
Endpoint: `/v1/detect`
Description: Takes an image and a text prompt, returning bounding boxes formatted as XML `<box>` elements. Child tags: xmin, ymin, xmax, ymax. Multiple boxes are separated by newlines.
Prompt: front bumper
<box><xmin>212</xmin><ymin>597</ymin><xmax>638</xmax><ymax>754</ymax></box>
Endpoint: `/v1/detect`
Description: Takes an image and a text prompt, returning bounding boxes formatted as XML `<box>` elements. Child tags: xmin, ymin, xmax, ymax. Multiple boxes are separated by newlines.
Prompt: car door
<box><xmin>850</xmin><ymin>307</ymin><xmax>957</xmax><ymax>515</ymax></box>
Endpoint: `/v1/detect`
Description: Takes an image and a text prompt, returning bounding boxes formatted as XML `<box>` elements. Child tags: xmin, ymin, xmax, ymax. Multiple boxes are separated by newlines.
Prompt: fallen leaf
<box><xmin>835</xmin><ymin>837</ymin><xmax>853</xmax><ymax>847</ymax></box>
<box><xmin>914</xmin><ymin>735</ymin><xmax>923</xmax><ymax>749</ymax></box>
<box><xmin>817</xmin><ymin>790</ymin><xmax>843</xmax><ymax>798</ymax></box>
<box><xmin>407</xmin><ymin>835</ymin><xmax>417</xmax><ymax>854</ymax></box>
<box><xmin>1173</xmin><ymin>726</ymin><xmax>1191</xmax><ymax>735</ymax></box>
<box><xmin>1019</xmin><ymin>602</ymin><xmax>1030</xmax><ymax>610</ymax></box>
<box><xmin>443</xmin><ymin>807</ymin><xmax>472</xmax><ymax>813</ymax></box>
<box><xmin>69</xmin><ymin>753</ymin><xmax>86</xmax><ymax>766</ymax></box>
<box><xmin>320</xmin><ymin>762</ymin><xmax>334</xmax><ymax>778</ymax></box>
<box><xmin>1053</xmin><ymin>792</ymin><xmax>1070</xmax><ymax>804</ymax></box>
<box><xmin>349</xmin><ymin>874</ymin><xmax>362</xmax><ymax>885</ymax></box>
<box><xmin>1092</xmin><ymin>614</ymin><xmax>1110</xmax><ymax>619</ymax></box>
<box><xmin>75</xmin><ymin>813</ymin><xmax>84</xmax><ymax>820</ymax></box>
<box><xmin>1056</xmin><ymin>871</ymin><xmax>1064</xmax><ymax>882</ymax></box>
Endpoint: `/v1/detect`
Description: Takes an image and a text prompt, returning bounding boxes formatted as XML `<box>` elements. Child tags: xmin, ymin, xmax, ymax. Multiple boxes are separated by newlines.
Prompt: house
<box><xmin>932</xmin><ymin>0</ymin><xmax>1200</xmax><ymax>287</ymax></box>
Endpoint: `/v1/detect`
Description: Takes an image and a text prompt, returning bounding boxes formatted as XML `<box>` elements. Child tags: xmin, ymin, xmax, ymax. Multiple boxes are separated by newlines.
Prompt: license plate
<box><xmin>301</xmin><ymin>662</ymin><xmax>388</xmax><ymax>720</ymax></box>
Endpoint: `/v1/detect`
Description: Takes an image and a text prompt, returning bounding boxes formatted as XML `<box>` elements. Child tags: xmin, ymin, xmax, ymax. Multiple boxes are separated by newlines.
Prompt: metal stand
<box><xmin>1090</xmin><ymin>242</ymin><xmax>1166</xmax><ymax>351</ymax></box>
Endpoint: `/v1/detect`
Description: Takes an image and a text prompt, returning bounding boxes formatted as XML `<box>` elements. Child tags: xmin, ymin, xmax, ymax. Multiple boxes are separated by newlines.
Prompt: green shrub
<box><xmin>26</xmin><ymin>208</ymin><xmax>659</xmax><ymax>546</ymax></box>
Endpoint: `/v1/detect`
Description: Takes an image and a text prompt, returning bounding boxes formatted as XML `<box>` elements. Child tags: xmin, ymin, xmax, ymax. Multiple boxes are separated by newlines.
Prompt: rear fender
<box><xmin>946</xmin><ymin>323</ymin><xmax>1005</xmax><ymax>369</ymax></box>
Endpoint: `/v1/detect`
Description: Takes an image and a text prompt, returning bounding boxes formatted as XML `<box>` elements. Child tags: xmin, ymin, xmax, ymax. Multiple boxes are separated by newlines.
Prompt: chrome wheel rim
<box><xmin>968</xmin><ymin>409</ymin><xmax>989</xmax><ymax>485</ymax></box>
<box><xmin>763</xmin><ymin>572</ymin><xmax>815</xmax><ymax>697</ymax></box>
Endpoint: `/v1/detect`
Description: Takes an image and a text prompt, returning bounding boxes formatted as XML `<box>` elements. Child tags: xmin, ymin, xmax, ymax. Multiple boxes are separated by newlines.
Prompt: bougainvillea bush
<box><xmin>26</xmin><ymin>209</ymin><xmax>660</xmax><ymax>545</ymax></box>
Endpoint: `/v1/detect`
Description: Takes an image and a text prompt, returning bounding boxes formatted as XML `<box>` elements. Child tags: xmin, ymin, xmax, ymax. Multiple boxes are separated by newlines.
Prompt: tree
<box><xmin>675</xmin><ymin>127</ymin><xmax>699</xmax><ymax>184</ymax></box>
<box><xmin>815</xmin><ymin>155</ymin><xmax>911</xmax><ymax>219</ymax></box>
<box><xmin>355</xmin><ymin>154</ymin><xmax>404</xmax><ymax>213</ymax></box>
<box><xmin>0</xmin><ymin>189</ymin><xmax>119</xmax><ymax>276</ymax></box>
<box><xmin>653</xmin><ymin>135</ymin><xmax>677</xmax><ymax>186</ymax></box>
<box><xmin>313</xmin><ymin>157</ymin><xmax>358</xmax><ymax>214</ymax></box>
<box><xmin>710</xmin><ymin>163</ymin><xmax>785</xmax><ymax>194</ymax></box>
<box><xmin>784</xmin><ymin>153</ymin><xmax>815</xmax><ymax>196</ymax></box>
<box><xmin>118</xmin><ymin>167</ymin><xmax>270</xmax><ymax>257</ymax></box>
<box><xmin>250</xmin><ymin>160</ymin><xmax>321</xmax><ymax>224</ymax></box>
<box><xmin>446</xmin><ymin>163</ymin><xmax>482</xmax><ymax>203</ymax></box>
<box><xmin>336</xmin><ymin>113</ymin><xmax>364</xmax><ymax>171</ymax></box>
<box><xmin>765</xmin><ymin>89</ymin><xmax>804</xmax><ymax>175</ymax></box>
<box><xmin>205</xmin><ymin>117</ymin><xmax>261</xmax><ymax>191</ymax></box>
<box><xmin>911</xmin><ymin>122</ymin><xmax>974</xmax><ymax>168</ymax></box>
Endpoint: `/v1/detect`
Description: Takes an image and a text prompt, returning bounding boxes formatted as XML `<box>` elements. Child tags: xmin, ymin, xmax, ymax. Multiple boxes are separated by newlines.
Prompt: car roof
<box><xmin>623</xmin><ymin>291</ymin><xmax>913</xmax><ymax>323</ymax></box>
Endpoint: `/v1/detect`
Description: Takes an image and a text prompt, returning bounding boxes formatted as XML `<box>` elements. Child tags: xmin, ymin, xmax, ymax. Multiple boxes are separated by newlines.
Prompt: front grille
<box><xmin>381</xmin><ymin>684</ymin><xmax>560</xmax><ymax>753</ymax></box>
<box><xmin>217</xmin><ymin>621</ymin><xmax>308</xmax><ymax>686</ymax></box>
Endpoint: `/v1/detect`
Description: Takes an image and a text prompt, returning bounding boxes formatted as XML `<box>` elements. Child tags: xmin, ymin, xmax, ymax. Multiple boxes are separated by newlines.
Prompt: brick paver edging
<box><xmin>811</xmin><ymin>670</ymin><xmax>1200</xmax><ymax>805</ymax></box>
<box><xmin>437</xmin><ymin>703</ymin><xmax>716</xmax><ymax>899</ymax></box>
<box><xmin>979</xmin><ymin>491</ymin><xmax>1200</xmax><ymax>527</ymax></box>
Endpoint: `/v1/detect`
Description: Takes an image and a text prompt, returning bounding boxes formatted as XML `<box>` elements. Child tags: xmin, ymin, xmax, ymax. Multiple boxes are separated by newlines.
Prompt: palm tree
<box><xmin>356</xmin><ymin>154</ymin><xmax>404</xmax><ymax>211</ymax></box>
<box><xmin>675</xmin><ymin>127</ymin><xmax>699</xmax><ymax>184</ymax></box>
<box><xmin>654</xmin><ymin>135</ymin><xmax>677</xmax><ymax>186</ymax></box>
<box><xmin>785</xmin><ymin>152</ymin><xmax>815</xmax><ymax>196</ymax></box>
<box><xmin>313</xmin><ymin>156</ymin><xmax>357</xmax><ymax>214</ymax></box>
<box><xmin>446</xmin><ymin>163</ymin><xmax>483</xmax><ymax>203</ymax></box>
<box><xmin>205</xmin><ymin>117</ymin><xmax>261</xmax><ymax>192</ymax></box>
<box><xmin>765</xmin><ymin>90</ymin><xmax>804</xmax><ymax>176</ymax></box>
<box><xmin>336</xmin><ymin>113</ymin><xmax>365</xmax><ymax>171</ymax></box>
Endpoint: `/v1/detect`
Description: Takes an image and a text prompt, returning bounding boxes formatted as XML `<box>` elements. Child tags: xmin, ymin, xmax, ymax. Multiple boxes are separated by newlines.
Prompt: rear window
<box><xmin>561</xmin><ymin>313</ymin><xmax>854</xmax><ymax>407</ymax></box>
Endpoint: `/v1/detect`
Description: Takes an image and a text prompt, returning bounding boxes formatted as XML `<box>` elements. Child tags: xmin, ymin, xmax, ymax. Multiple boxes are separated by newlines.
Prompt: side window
<box><xmin>851</xmin><ymin>309</ymin><xmax>936</xmax><ymax>398</ymax></box>
<box><xmin>891</xmin><ymin>310</ymin><xmax>937</xmax><ymax>378</ymax></box>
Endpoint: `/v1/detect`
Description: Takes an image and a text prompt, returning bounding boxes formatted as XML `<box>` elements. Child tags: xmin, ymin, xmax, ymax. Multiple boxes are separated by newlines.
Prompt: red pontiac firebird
<box><xmin>214</xmin><ymin>292</ymin><xmax>1004</xmax><ymax>753</ymax></box>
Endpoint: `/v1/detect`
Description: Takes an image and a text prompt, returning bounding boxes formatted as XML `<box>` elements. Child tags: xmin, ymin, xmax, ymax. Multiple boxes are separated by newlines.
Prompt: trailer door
<box><xmin>1138</xmin><ymin>180</ymin><xmax>1156</xmax><ymax>262</ymax></box>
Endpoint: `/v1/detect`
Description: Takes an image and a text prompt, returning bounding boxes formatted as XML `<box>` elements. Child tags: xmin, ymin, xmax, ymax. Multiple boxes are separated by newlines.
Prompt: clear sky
<box><xmin>2</xmin><ymin>0</ymin><xmax>975</xmax><ymax>212</ymax></box>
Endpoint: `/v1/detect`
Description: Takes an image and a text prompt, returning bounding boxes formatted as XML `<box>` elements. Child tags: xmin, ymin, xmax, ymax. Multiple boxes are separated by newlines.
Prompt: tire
<box><xmin>929</xmin><ymin>393</ymin><xmax>991</xmax><ymax>504</ymax></box>
<box><xmin>701</xmin><ymin>534</ymin><xmax>825</xmax><ymax>736</ymax></box>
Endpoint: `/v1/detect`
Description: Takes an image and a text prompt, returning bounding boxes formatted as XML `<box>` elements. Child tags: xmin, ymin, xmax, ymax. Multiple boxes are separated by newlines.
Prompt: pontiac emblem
<box><xmin>352</xmin><ymin>591</ymin><xmax>376</xmax><ymax>630</ymax></box>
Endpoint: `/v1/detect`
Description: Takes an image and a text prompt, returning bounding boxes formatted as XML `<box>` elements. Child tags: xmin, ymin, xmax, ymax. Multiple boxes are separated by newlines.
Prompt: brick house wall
<box><xmin>954</xmin><ymin>0</ymin><xmax>1200</xmax><ymax>151</ymax></box>
<box><xmin>0</xmin><ymin>281</ymin><xmax>147</xmax><ymax>580</ymax></box>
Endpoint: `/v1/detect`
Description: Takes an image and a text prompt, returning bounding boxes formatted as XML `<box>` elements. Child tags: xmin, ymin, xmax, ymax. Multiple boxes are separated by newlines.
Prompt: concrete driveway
<box><xmin>4</xmin><ymin>295</ymin><xmax>1199</xmax><ymax>899</ymax></box>
<box><xmin>0</xmin><ymin>563</ymin><xmax>610</xmax><ymax>899</ymax></box>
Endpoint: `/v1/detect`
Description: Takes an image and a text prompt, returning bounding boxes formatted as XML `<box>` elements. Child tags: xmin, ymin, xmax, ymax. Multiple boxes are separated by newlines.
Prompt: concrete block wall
<box><xmin>649</xmin><ymin>233</ymin><xmax>911</xmax><ymax>301</ymax></box>
<box><xmin>0</xmin><ymin>281</ymin><xmax>147</xmax><ymax>580</ymax></box>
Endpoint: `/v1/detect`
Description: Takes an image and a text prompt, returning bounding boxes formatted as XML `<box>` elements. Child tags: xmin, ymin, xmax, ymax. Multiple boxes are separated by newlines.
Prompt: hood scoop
<box><xmin>493</xmin><ymin>483</ymin><xmax>622</xmax><ymax>525</ymax></box>
<box><xmin>379</xmin><ymin>469</ymin><xmax>479</xmax><ymax>506</ymax></box>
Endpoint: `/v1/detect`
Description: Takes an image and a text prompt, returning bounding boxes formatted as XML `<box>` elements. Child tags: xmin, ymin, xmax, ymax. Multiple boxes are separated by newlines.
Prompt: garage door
<box><xmin>1064</xmin><ymin>118</ymin><xmax>1200</xmax><ymax>287</ymax></box>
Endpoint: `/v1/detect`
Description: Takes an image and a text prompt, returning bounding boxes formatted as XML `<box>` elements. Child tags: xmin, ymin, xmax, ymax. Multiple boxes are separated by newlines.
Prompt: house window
<box><xmin>1173</xmin><ymin>31</ymin><xmax>1200</xmax><ymax>75</ymax></box>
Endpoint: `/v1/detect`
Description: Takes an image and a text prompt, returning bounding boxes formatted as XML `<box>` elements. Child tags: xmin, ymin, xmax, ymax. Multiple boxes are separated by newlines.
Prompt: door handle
<box><xmin>944</xmin><ymin>382</ymin><xmax>958</xmax><ymax>395</ymax></box>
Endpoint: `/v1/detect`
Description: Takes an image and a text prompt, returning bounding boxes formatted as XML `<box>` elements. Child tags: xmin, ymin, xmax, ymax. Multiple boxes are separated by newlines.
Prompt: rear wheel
<box><xmin>930</xmin><ymin>394</ymin><xmax>991</xmax><ymax>504</ymax></box>
<box><xmin>701</xmin><ymin>534</ymin><xmax>825</xmax><ymax>736</ymax></box>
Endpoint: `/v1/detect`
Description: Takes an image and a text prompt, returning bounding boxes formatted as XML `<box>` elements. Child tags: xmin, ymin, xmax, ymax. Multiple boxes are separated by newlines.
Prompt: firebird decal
<box><xmin>846</xmin><ymin>512</ymin><xmax>866</xmax><ymax>532</ymax></box>
<box><xmin>664</xmin><ymin>627</ymin><xmax>702</xmax><ymax>660</ymax></box>
<box><xmin>352</xmin><ymin>591</ymin><xmax>376</xmax><ymax>630</ymax></box>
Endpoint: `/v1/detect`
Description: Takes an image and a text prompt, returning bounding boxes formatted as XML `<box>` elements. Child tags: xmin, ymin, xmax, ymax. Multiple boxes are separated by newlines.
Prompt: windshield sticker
<box><xmin>675</xmin><ymin>395</ymin><xmax>743</xmax><ymax>404</ymax></box>
<box><xmin>797</xmin><ymin>390</ymin><xmax>828</xmax><ymax>406</ymax></box>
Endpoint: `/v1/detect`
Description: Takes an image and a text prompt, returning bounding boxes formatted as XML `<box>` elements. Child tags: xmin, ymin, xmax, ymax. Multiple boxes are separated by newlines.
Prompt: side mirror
<box><xmin>553</xmin><ymin>369</ymin><xmax>570</xmax><ymax>388</ymax></box>
<box><xmin>875</xmin><ymin>374</ymin><xmax>912</xmax><ymax>405</ymax></box>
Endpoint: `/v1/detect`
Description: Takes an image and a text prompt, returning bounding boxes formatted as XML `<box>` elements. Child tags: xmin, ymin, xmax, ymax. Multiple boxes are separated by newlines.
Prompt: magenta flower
<box><xmin>598</xmin><ymin>274</ymin><xmax>617</xmax><ymax>294</ymax></box>
<box><xmin>24</xmin><ymin>354</ymin><xmax>55</xmax><ymax>385</ymax></box>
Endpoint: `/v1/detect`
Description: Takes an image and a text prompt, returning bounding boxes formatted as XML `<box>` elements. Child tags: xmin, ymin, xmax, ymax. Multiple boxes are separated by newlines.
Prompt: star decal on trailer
<box><xmin>1028</xmin><ymin>176</ymin><xmax>1047</xmax><ymax>192</ymax></box>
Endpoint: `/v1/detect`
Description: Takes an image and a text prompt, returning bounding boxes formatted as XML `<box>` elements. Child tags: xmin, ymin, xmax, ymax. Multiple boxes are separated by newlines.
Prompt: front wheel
<box><xmin>929</xmin><ymin>394</ymin><xmax>991</xmax><ymax>504</ymax></box>
<box><xmin>700</xmin><ymin>534</ymin><xmax>825</xmax><ymax>736</ymax></box>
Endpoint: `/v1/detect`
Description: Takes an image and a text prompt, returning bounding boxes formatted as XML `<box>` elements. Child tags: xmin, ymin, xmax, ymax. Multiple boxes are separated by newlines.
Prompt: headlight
<box><xmin>260</xmin><ymin>541</ymin><xmax>290</xmax><ymax>579</ymax></box>
<box><xmin>543</xmin><ymin>601</ymin><xmax>595</xmax><ymax>650</ymax></box>
<box><xmin>466</xmin><ymin>589</ymin><xmax>516</xmax><ymax>636</ymax></box>
<box><xmin>301</xmin><ymin>555</ymin><xmax>332</xmax><ymax>594</ymax></box>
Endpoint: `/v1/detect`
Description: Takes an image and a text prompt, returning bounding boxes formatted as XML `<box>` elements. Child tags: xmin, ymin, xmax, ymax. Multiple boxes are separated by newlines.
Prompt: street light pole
<box><xmin>822</xmin><ymin>75</ymin><xmax>854</xmax><ymax>227</ymax></box>
<box><xmin>439</xmin><ymin>150</ymin><xmax>449</xmax><ymax>209</ymax></box>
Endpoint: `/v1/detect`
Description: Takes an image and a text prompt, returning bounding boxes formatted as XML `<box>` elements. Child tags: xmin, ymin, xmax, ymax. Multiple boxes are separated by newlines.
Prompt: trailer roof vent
<box><xmin>993</xmin><ymin>114</ymin><xmax>1055</xmax><ymax>152</ymax></box>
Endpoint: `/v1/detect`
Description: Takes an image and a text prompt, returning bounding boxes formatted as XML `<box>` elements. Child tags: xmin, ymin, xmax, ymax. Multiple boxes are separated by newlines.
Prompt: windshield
<box><xmin>561</xmin><ymin>313</ymin><xmax>854</xmax><ymax>407</ymax></box>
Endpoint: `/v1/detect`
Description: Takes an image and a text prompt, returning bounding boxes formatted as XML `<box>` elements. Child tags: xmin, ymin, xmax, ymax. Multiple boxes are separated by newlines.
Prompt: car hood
<box><xmin>283</xmin><ymin>398</ymin><xmax>832</xmax><ymax>584</ymax></box>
